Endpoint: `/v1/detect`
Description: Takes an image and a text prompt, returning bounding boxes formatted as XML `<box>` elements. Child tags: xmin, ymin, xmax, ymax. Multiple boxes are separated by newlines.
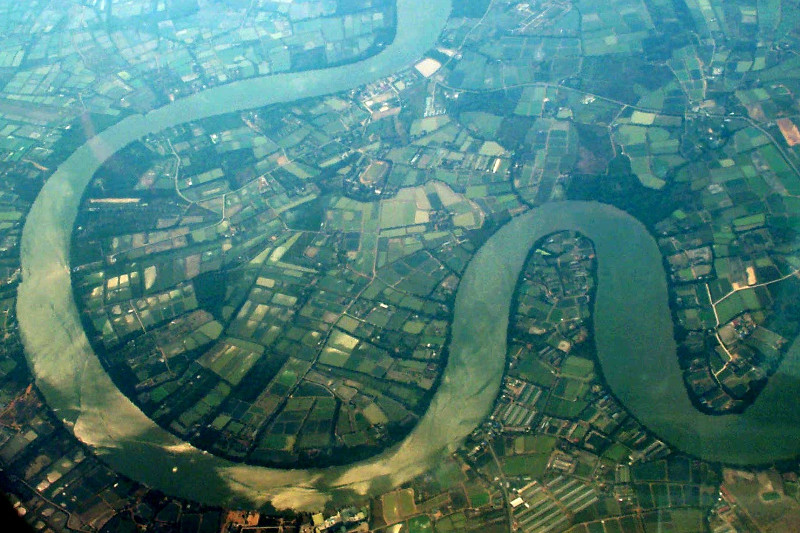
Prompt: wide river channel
<box><xmin>17</xmin><ymin>0</ymin><xmax>800</xmax><ymax>513</ymax></box>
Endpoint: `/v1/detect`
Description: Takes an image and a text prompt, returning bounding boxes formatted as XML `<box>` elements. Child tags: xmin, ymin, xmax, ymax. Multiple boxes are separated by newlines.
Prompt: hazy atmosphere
<box><xmin>1</xmin><ymin>0</ymin><xmax>800</xmax><ymax>532</ymax></box>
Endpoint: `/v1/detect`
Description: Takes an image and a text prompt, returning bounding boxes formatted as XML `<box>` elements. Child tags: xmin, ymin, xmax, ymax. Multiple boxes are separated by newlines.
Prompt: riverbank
<box><xmin>17</xmin><ymin>0</ymin><xmax>453</xmax><ymax>512</ymax></box>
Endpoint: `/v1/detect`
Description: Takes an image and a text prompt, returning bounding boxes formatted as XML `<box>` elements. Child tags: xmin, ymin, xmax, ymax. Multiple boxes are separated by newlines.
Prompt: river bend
<box><xmin>17</xmin><ymin>0</ymin><xmax>800</xmax><ymax>513</ymax></box>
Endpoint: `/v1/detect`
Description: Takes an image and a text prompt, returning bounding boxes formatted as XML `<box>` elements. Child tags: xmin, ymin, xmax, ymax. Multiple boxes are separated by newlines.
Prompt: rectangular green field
<box><xmin>198</xmin><ymin>339</ymin><xmax>264</xmax><ymax>385</ymax></box>
<box><xmin>502</xmin><ymin>454</ymin><xmax>549</xmax><ymax>478</ymax></box>
<box><xmin>382</xmin><ymin>488</ymin><xmax>417</xmax><ymax>524</ymax></box>
<box><xmin>560</xmin><ymin>356</ymin><xmax>595</xmax><ymax>379</ymax></box>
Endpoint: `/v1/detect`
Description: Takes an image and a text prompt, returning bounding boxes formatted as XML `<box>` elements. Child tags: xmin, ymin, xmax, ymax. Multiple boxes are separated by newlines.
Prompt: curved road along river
<box><xmin>17</xmin><ymin>0</ymin><xmax>800</xmax><ymax>513</ymax></box>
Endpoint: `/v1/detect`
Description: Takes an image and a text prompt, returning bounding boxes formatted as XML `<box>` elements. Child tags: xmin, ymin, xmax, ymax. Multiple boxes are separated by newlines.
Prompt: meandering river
<box><xmin>493</xmin><ymin>203</ymin><xmax>800</xmax><ymax>465</ymax></box>
<box><xmin>17</xmin><ymin>0</ymin><xmax>456</xmax><ymax>511</ymax></box>
<box><xmin>16</xmin><ymin>0</ymin><xmax>800</xmax><ymax>514</ymax></box>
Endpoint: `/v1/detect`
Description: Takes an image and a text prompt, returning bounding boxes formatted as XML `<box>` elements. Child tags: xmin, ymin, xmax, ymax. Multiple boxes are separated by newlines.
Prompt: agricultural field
<box><xmin>7</xmin><ymin>0</ymin><xmax>800</xmax><ymax>529</ymax></box>
<box><xmin>68</xmin><ymin>80</ymin><xmax>529</xmax><ymax>467</ymax></box>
